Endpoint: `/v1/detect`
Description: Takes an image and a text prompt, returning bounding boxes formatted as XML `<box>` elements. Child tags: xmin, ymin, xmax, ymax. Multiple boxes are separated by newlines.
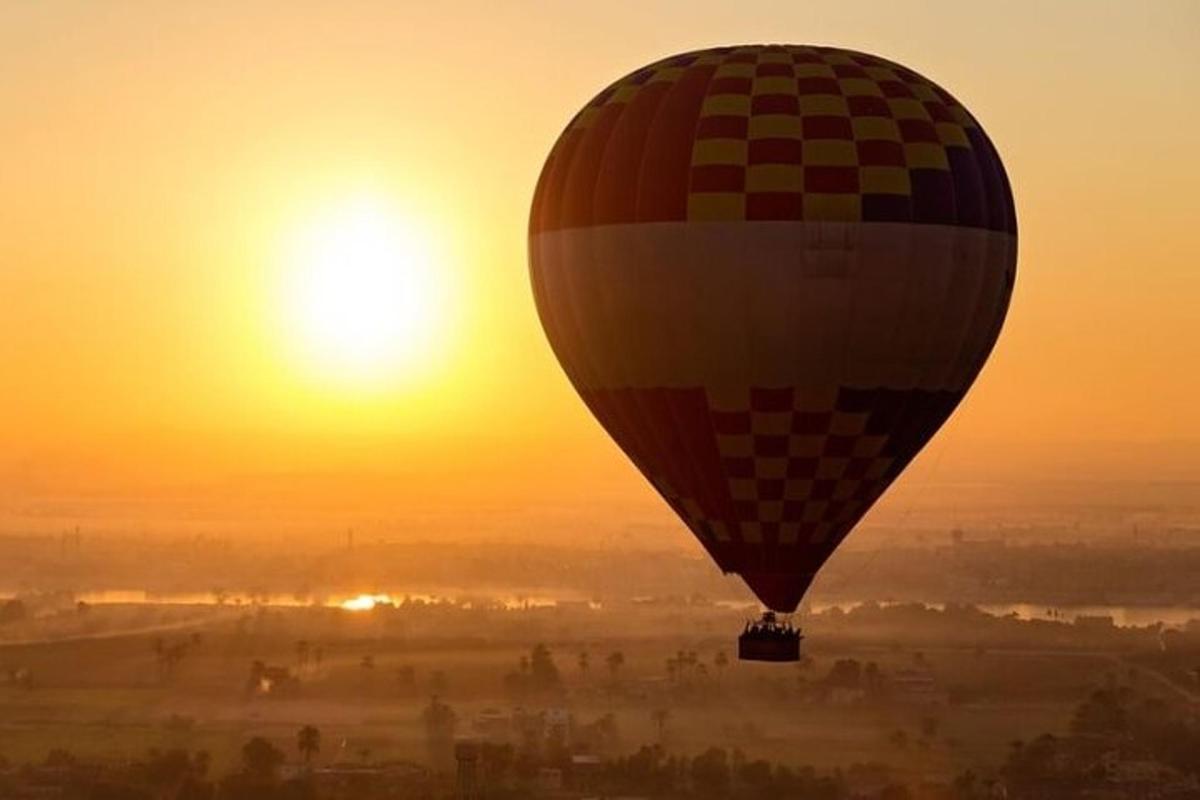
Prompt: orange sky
<box><xmin>1</xmin><ymin>1</ymin><xmax>1198</xmax><ymax>536</ymax></box>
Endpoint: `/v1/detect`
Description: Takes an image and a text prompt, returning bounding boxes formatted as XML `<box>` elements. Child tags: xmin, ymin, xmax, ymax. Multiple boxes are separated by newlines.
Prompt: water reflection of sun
<box><xmin>340</xmin><ymin>593</ymin><xmax>393</xmax><ymax>611</ymax></box>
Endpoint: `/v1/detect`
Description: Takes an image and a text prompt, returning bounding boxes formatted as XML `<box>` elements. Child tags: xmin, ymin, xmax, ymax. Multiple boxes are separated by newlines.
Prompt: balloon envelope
<box><xmin>529</xmin><ymin>45</ymin><xmax>1016</xmax><ymax>612</ymax></box>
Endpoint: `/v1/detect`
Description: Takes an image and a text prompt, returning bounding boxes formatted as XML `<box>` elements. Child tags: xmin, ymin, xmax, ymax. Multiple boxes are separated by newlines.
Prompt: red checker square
<box><xmin>802</xmin><ymin>115</ymin><xmax>853</xmax><ymax>139</ymax></box>
<box><xmin>898</xmin><ymin>118</ymin><xmax>939</xmax><ymax>143</ymax></box>
<box><xmin>711</xmin><ymin>411</ymin><xmax>751</xmax><ymax>435</ymax></box>
<box><xmin>723</xmin><ymin>457</ymin><xmax>755</xmax><ymax>479</ymax></box>
<box><xmin>690</xmin><ymin>164</ymin><xmax>745</xmax><ymax>192</ymax></box>
<box><xmin>878</xmin><ymin>80</ymin><xmax>915</xmax><ymax>98</ymax></box>
<box><xmin>822</xmin><ymin>500</ymin><xmax>845</xmax><ymax>520</ymax></box>
<box><xmin>753</xmin><ymin>435</ymin><xmax>789</xmax><ymax>458</ymax></box>
<box><xmin>782</xmin><ymin>501</ymin><xmax>807</xmax><ymax>522</ymax></box>
<box><xmin>847</xmin><ymin>95</ymin><xmax>890</xmax><ymax>117</ymax></box>
<box><xmin>843</xmin><ymin>458</ymin><xmax>872</xmax><ymax>479</ymax></box>
<box><xmin>725</xmin><ymin>53</ymin><xmax>757</xmax><ymax>64</ymax></box>
<box><xmin>804</xmin><ymin>166</ymin><xmax>859</xmax><ymax>193</ymax></box>
<box><xmin>923</xmin><ymin>101</ymin><xmax>954</xmax><ymax>122</ymax></box>
<box><xmin>760</xmin><ymin>522</ymin><xmax>780</xmax><ymax>540</ymax></box>
<box><xmin>750</xmin><ymin>387</ymin><xmax>793</xmax><ymax>412</ymax></box>
<box><xmin>751</xmin><ymin>94</ymin><xmax>799</xmax><ymax>115</ymax></box>
<box><xmin>757</xmin><ymin>478</ymin><xmax>785</xmax><ymax>501</ymax></box>
<box><xmin>710</xmin><ymin>76</ymin><xmax>753</xmax><ymax>95</ymax></box>
<box><xmin>748</xmin><ymin>138</ymin><xmax>802</xmax><ymax>164</ymax></box>
<box><xmin>791</xmin><ymin>52</ymin><xmax>823</xmax><ymax>64</ymax></box>
<box><xmin>796</xmin><ymin>76</ymin><xmax>839</xmax><ymax>95</ymax></box>
<box><xmin>832</xmin><ymin>64</ymin><xmax>868</xmax><ymax>78</ymax></box>
<box><xmin>696</xmin><ymin>115</ymin><xmax>749</xmax><ymax>139</ymax></box>
<box><xmin>811</xmin><ymin>479</ymin><xmax>837</xmax><ymax>500</ymax></box>
<box><xmin>824</xmin><ymin>435</ymin><xmax>856</xmax><ymax>457</ymax></box>
<box><xmin>856</xmin><ymin>140</ymin><xmax>905</xmax><ymax>166</ymax></box>
<box><xmin>628</xmin><ymin>69</ymin><xmax>654</xmax><ymax>85</ymax></box>
<box><xmin>862</xmin><ymin>193</ymin><xmax>912</xmax><ymax>222</ymax></box>
<box><xmin>786</xmin><ymin>457</ymin><xmax>819</xmax><ymax>478</ymax></box>
<box><xmin>792</xmin><ymin>411</ymin><xmax>832</xmax><ymax>434</ymax></box>
<box><xmin>732</xmin><ymin>500</ymin><xmax>758</xmax><ymax>520</ymax></box>
<box><xmin>746</xmin><ymin>192</ymin><xmax>804</xmax><ymax>220</ymax></box>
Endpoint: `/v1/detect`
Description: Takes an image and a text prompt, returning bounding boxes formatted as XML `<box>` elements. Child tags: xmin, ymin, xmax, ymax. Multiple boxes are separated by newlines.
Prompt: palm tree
<box><xmin>714</xmin><ymin>651</ymin><xmax>729</xmax><ymax>687</ymax></box>
<box><xmin>297</xmin><ymin>725</ymin><xmax>321</xmax><ymax>766</ymax></box>
<box><xmin>605</xmin><ymin>651</ymin><xmax>625</xmax><ymax>682</ymax></box>
<box><xmin>651</xmin><ymin>708</ymin><xmax>670</xmax><ymax>745</ymax></box>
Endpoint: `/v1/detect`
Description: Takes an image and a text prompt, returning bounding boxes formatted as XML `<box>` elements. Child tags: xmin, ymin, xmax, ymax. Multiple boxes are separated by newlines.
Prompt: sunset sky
<box><xmin>2</xmin><ymin>1</ymin><xmax>1197</xmax><ymax>536</ymax></box>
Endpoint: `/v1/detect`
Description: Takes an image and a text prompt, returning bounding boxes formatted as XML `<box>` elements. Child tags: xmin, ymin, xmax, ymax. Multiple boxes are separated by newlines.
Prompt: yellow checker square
<box><xmin>752</xmin><ymin>76</ymin><xmax>795</xmax><ymax>95</ymax></box>
<box><xmin>748</xmin><ymin>114</ymin><xmax>802</xmax><ymax>139</ymax></box>
<box><xmin>746</xmin><ymin>164</ymin><xmax>803</xmax><ymax>192</ymax></box>
<box><xmin>714</xmin><ymin>62</ymin><xmax>755</xmax><ymax>79</ymax></box>
<box><xmin>910</xmin><ymin>83</ymin><xmax>940</xmax><ymax>102</ymax></box>
<box><xmin>647</xmin><ymin>66</ymin><xmax>685</xmax><ymax>84</ymax></box>
<box><xmin>832</xmin><ymin>480</ymin><xmax>860</xmax><ymax>501</ymax></box>
<box><xmin>904</xmin><ymin>142</ymin><xmax>950</xmax><ymax>170</ymax></box>
<box><xmin>688</xmin><ymin>192</ymin><xmax>746</xmax><ymax>222</ymax></box>
<box><xmin>859</xmin><ymin>166</ymin><xmax>911</xmax><ymax>194</ymax></box>
<box><xmin>739</xmin><ymin>521</ymin><xmax>764</xmax><ymax>543</ymax></box>
<box><xmin>751</xmin><ymin>411</ymin><xmax>792</xmax><ymax>436</ymax></box>
<box><xmin>608</xmin><ymin>84</ymin><xmax>640</xmax><ymax>104</ymax></box>
<box><xmin>794</xmin><ymin>63</ymin><xmax>836</xmax><ymax>79</ymax></box>
<box><xmin>755</xmin><ymin>458</ymin><xmax>788</xmax><ymax>480</ymax></box>
<box><xmin>788</xmin><ymin>435</ymin><xmax>824</xmax><ymax>457</ymax></box>
<box><xmin>802</xmin><ymin>140</ymin><xmax>857</xmax><ymax>167</ymax></box>
<box><xmin>681</xmin><ymin>498</ymin><xmax>704</xmax><ymax>517</ymax></box>
<box><xmin>779</xmin><ymin>523</ymin><xmax>802</xmax><ymax>544</ymax></box>
<box><xmin>851</xmin><ymin>435</ymin><xmax>887</xmax><ymax>458</ymax></box>
<box><xmin>709</xmin><ymin>520</ymin><xmax>732</xmax><ymax>541</ymax></box>
<box><xmin>864</xmin><ymin>66</ymin><xmax>898</xmax><ymax>81</ymax></box>
<box><xmin>692</xmin><ymin>138</ymin><xmax>748</xmax><ymax>166</ymax></box>
<box><xmin>809</xmin><ymin>522</ymin><xmax>834</xmax><ymax>544</ymax></box>
<box><xmin>784</xmin><ymin>478</ymin><xmax>814</xmax><ymax>500</ymax></box>
<box><xmin>838</xmin><ymin>78</ymin><xmax>882</xmax><ymax>97</ymax></box>
<box><xmin>715</xmin><ymin>432</ymin><xmax>753</xmax><ymax>458</ymax></box>
<box><xmin>852</xmin><ymin>116</ymin><xmax>901</xmax><ymax>141</ymax></box>
<box><xmin>829</xmin><ymin>411</ymin><xmax>868</xmax><ymax>436</ymax></box>
<box><xmin>950</xmin><ymin>106</ymin><xmax>977</xmax><ymax>127</ymax></box>
<box><xmin>729</xmin><ymin>478</ymin><xmax>757</xmax><ymax>501</ymax></box>
<box><xmin>887</xmin><ymin>98</ymin><xmax>931</xmax><ymax>120</ymax></box>
<box><xmin>691</xmin><ymin>53</ymin><xmax>727</xmax><ymax>66</ymax></box>
<box><xmin>802</xmin><ymin>502</ymin><xmax>828</xmax><ymax>523</ymax></box>
<box><xmin>573</xmin><ymin>106</ymin><xmax>601</xmax><ymax>130</ymax></box>
<box><xmin>794</xmin><ymin>386</ymin><xmax>839</xmax><ymax>409</ymax></box>
<box><xmin>865</xmin><ymin>457</ymin><xmax>894</xmax><ymax>480</ymax></box>
<box><xmin>702</xmin><ymin>94</ymin><xmax>751</xmax><ymax>117</ymax></box>
<box><xmin>758</xmin><ymin>501</ymin><xmax>783</xmax><ymax>523</ymax></box>
<box><xmin>803</xmin><ymin>193</ymin><xmax>861</xmax><ymax>222</ymax></box>
<box><xmin>798</xmin><ymin>94</ymin><xmax>849</xmax><ymax>116</ymax></box>
<box><xmin>816</xmin><ymin>457</ymin><xmax>850</xmax><ymax>480</ymax></box>
<box><xmin>936</xmin><ymin>122</ymin><xmax>970</xmax><ymax>147</ymax></box>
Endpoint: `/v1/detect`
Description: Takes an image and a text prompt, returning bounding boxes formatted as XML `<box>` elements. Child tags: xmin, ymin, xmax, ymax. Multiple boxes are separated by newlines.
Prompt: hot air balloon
<box><xmin>529</xmin><ymin>45</ymin><xmax>1016</xmax><ymax>661</ymax></box>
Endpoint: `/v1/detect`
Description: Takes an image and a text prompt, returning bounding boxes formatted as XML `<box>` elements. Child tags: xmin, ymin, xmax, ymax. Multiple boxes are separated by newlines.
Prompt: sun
<box><xmin>281</xmin><ymin>195</ymin><xmax>447</xmax><ymax>385</ymax></box>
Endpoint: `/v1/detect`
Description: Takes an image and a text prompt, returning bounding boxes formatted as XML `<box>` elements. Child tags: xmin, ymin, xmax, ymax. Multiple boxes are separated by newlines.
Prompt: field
<box><xmin>0</xmin><ymin>598</ymin><xmax>1132</xmax><ymax>783</ymax></box>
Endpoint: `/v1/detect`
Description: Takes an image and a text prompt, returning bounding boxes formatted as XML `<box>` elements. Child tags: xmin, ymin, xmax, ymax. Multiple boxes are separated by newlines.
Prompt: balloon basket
<box><xmin>738</xmin><ymin>612</ymin><xmax>802</xmax><ymax>662</ymax></box>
